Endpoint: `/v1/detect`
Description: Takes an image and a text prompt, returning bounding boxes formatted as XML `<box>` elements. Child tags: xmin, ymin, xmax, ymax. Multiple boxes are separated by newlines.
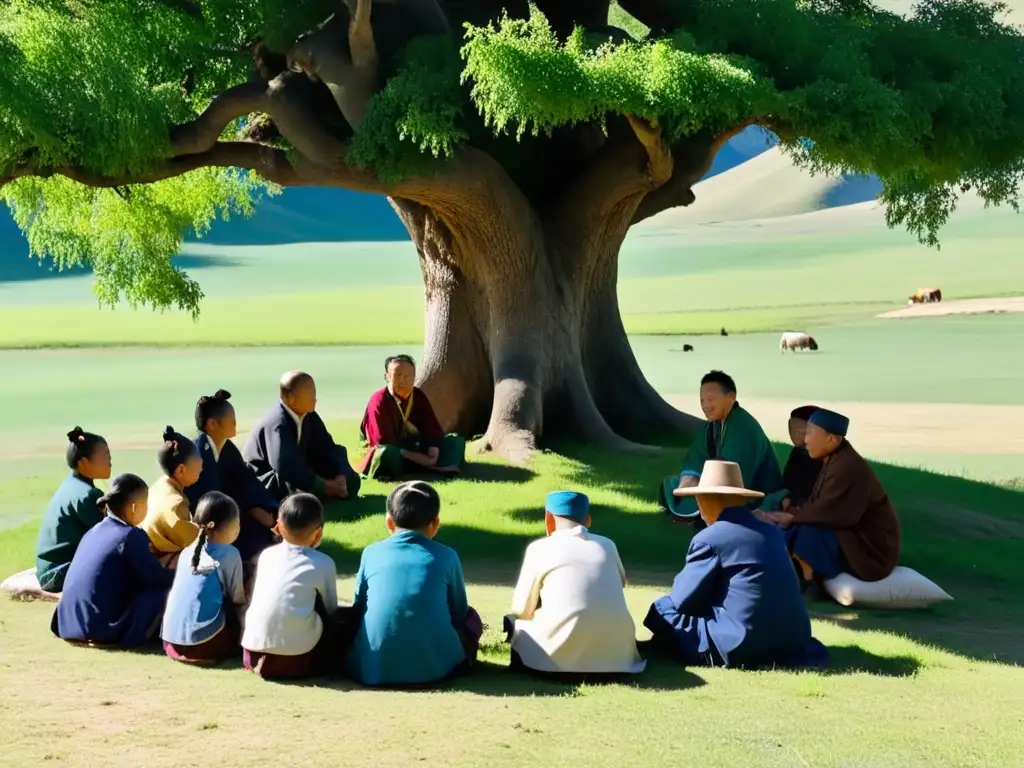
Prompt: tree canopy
<box><xmin>1</xmin><ymin>0</ymin><xmax>1022</xmax><ymax>314</ymax></box>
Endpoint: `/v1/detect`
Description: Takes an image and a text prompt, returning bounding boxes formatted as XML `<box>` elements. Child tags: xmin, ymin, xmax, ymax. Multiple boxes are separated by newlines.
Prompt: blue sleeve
<box><xmin>446</xmin><ymin>550</ymin><xmax>470</xmax><ymax>624</ymax></box>
<box><xmin>669</xmin><ymin>540</ymin><xmax>719</xmax><ymax>616</ymax></box>
<box><xmin>123</xmin><ymin>529</ymin><xmax>174</xmax><ymax>589</ymax></box>
<box><xmin>265</xmin><ymin>422</ymin><xmax>319</xmax><ymax>492</ymax></box>
<box><xmin>352</xmin><ymin>556</ymin><xmax>368</xmax><ymax>613</ymax></box>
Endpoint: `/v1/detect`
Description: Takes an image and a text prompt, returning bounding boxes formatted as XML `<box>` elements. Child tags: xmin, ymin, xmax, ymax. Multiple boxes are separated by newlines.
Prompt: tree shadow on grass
<box><xmin>551</xmin><ymin>438</ymin><xmax>1024</xmax><ymax>665</ymax></box>
<box><xmin>818</xmin><ymin>644</ymin><xmax>921</xmax><ymax>677</ymax></box>
<box><xmin>323</xmin><ymin>494</ymin><xmax>387</xmax><ymax>525</ymax></box>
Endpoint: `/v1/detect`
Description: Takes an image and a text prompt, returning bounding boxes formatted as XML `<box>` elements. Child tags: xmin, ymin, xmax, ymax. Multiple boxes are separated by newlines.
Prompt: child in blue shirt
<box><xmin>162</xmin><ymin>491</ymin><xmax>247</xmax><ymax>665</ymax></box>
<box><xmin>53</xmin><ymin>473</ymin><xmax>173</xmax><ymax>647</ymax></box>
<box><xmin>346</xmin><ymin>481</ymin><xmax>482</xmax><ymax>687</ymax></box>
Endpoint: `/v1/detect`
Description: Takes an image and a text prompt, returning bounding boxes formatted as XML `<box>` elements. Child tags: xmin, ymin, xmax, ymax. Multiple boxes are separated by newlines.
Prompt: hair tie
<box><xmin>205</xmin><ymin>522</ymin><xmax>215</xmax><ymax>530</ymax></box>
<box><xmin>166</xmin><ymin>440</ymin><xmax>176</xmax><ymax>449</ymax></box>
<box><xmin>77</xmin><ymin>435</ymin><xmax>85</xmax><ymax>442</ymax></box>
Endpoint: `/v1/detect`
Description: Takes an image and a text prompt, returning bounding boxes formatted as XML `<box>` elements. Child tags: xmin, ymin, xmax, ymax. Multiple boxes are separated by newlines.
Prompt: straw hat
<box><xmin>672</xmin><ymin>460</ymin><xmax>764</xmax><ymax>499</ymax></box>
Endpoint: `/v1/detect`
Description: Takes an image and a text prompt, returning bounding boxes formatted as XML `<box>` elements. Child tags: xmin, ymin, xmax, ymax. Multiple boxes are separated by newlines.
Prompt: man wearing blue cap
<box><xmin>505</xmin><ymin>491</ymin><xmax>646</xmax><ymax>677</ymax></box>
<box><xmin>764</xmin><ymin>408</ymin><xmax>901</xmax><ymax>584</ymax></box>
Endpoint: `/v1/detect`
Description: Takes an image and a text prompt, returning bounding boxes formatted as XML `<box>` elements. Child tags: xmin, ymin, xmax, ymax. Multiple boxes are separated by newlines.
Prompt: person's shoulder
<box><xmin>305</xmin><ymin>546</ymin><xmax>337</xmax><ymax>570</ymax></box>
<box><xmin>427</xmin><ymin>536</ymin><xmax>462</xmax><ymax>563</ymax></box>
<box><xmin>252</xmin><ymin>404</ymin><xmax>284</xmax><ymax>429</ymax></box>
<box><xmin>209</xmin><ymin>541</ymin><xmax>242</xmax><ymax>562</ymax></box>
<box><xmin>366</xmin><ymin>386</ymin><xmax>389</xmax><ymax>406</ymax></box>
<box><xmin>588</xmin><ymin>531</ymin><xmax>620</xmax><ymax>553</ymax></box>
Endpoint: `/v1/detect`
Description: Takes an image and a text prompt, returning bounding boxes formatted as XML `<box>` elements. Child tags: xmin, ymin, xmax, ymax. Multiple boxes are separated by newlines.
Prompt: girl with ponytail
<box><xmin>139</xmin><ymin>425</ymin><xmax>204</xmax><ymax>568</ymax></box>
<box><xmin>187</xmin><ymin>389</ymin><xmax>280</xmax><ymax>571</ymax></box>
<box><xmin>161</xmin><ymin>491</ymin><xmax>247</xmax><ymax>665</ymax></box>
<box><xmin>53</xmin><ymin>474</ymin><xmax>175</xmax><ymax>648</ymax></box>
<box><xmin>35</xmin><ymin>427</ymin><xmax>112</xmax><ymax>593</ymax></box>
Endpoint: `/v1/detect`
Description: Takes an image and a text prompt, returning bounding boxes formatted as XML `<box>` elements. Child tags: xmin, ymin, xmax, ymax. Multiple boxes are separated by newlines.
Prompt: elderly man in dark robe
<box><xmin>354</xmin><ymin>354</ymin><xmax>466</xmax><ymax>480</ymax></box>
<box><xmin>762</xmin><ymin>408</ymin><xmax>901</xmax><ymax>587</ymax></box>
<box><xmin>243</xmin><ymin>371</ymin><xmax>361</xmax><ymax>502</ymax></box>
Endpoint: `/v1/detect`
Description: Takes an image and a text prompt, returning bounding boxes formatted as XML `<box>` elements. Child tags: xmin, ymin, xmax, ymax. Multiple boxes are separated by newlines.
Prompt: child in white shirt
<box><xmin>505</xmin><ymin>491</ymin><xmax>646</xmax><ymax>677</ymax></box>
<box><xmin>242</xmin><ymin>492</ymin><xmax>348</xmax><ymax>679</ymax></box>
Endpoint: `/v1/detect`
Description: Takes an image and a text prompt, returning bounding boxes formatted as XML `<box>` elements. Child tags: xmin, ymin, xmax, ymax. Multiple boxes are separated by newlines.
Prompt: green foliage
<box><xmin>349</xmin><ymin>36</ymin><xmax>468</xmax><ymax>183</ymax></box>
<box><xmin>461</xmin><ymin>11</ymin><xmax>779</xmax><ymax>141</ymax></box>
<box><xmin>1</xmin><ymin>0</ymin><xmax>1023</xmax><ymax>314</ymax></box>
<box><xmin>1</xmin><ymin>171</ymin><xmax>266</xmax><ymax>315</ymax></box>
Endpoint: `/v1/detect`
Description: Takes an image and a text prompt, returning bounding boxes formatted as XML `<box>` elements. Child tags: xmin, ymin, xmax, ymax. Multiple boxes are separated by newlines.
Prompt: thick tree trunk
<box><xmin>389</xmin><ymin>185</ymin><xmax>688</xmax><ymax>462</ymax></box>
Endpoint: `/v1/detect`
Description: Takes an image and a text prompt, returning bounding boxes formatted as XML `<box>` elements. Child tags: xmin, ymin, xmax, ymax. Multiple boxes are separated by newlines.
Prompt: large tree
<box><xmin>1</xmin><ymin>0</ymin><xmax>1022</xmax><ymax>460</ymax></box>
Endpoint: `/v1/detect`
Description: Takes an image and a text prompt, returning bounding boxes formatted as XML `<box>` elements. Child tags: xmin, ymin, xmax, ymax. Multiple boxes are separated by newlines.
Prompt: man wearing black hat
<box><xmin>764</xmin><ymin>408</ymin><xmax>901</xmax><ymax>585</ymax></box>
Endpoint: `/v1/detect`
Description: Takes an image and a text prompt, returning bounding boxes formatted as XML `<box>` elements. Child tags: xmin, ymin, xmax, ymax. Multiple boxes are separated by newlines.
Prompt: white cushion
<box><xmin>823</xmin><ymin>566</ymin><xmax>953</xmax><ymax>609</ymax></box>
<box><xmin>1</xmin><ymin>568</ymin><xmax>59</xmax><ymax>602</ymax></box>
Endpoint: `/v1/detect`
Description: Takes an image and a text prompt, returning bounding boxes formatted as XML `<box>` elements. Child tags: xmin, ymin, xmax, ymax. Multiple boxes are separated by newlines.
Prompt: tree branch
<box><xmin>631</xmin><ymin>119</ymin><xmax>763</xmax><ymax>225</ymax></box>
<box><xmin>1</xmin><ymin>142</ymin><xmax>315</xmax><ymax>190</ymax></box>
<box><xmin>170</xmin><ymin>81</ymin><xmax>269</xmax><ymax>156</ymax></box>
<box><xmin>348</xmin><ymin>0</ymin><xmax>377</xmax><ymax>70</ymax></box>
<box><xmin>625</xmin><ymin>115</ymin><xmax>673</xmax><ymax>187</ymax></box>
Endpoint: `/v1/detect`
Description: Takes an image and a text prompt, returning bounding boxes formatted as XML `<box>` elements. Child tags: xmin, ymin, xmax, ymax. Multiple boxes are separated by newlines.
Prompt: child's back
<box><xmin>347</xmin><ymin>530</ymin><xmax>467</xmax><ymax>686</ymax></box>
<box><xmin>511</xmin><ymin>528</ymin><xmax>645</xmax><ymax>674</ymax></box>
<box><xmin>242</xmin><ymin>541</ymin><xmax>338</xmax><ymax>656</ymax></box>
<box><xmin>57</xmin><ymin>515</ymin><xmax>173</xmax><ymax>646</ymax></box>
<box><xmin>162</xmin><ymin>540</ymin><xmax>245</xmax><ymax>648</ymax></box>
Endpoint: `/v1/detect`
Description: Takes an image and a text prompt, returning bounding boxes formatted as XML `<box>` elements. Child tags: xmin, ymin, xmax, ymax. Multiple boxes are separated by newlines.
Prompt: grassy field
<box><xmin>1</xmin><ymin>440</ymin><xmax>1023</xmax><ymax>767</ymax></box>
<box><xmin>0</xmin><ymin>202</ymin><xmax>1022</xmax><ymax>347</ymax></box>
<box><xmin>2</xmin><ymin>172</ymin><xmax>1023</xmax><ymax>765</ymax></box>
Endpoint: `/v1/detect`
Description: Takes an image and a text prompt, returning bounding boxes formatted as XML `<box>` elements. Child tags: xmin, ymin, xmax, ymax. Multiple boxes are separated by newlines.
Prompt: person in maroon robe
<box><xmin>355</xmin><ymin>355</ymin><xmax>466</xmax><ymax>480</ymax></box>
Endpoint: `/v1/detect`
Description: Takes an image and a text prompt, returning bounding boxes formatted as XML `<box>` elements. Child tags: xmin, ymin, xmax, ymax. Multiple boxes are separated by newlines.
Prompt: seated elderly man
<box><xmin>643</xmin><ymin>461</ymin><xmax>827</xmax><ymax>669</ymax></box>
<box><xmin>243</xmin><ymin>371</ymin><xmax>361</xmax><ymax>502</ymax></box>
<box><xmin>761</xmin><ymin>409</ymin><xmax>901</xmax><ymax>587</ymax></box>
<box><xmin>659</xmin><ymin>370</ymin><xmax>784</xmax><ymax>523</ymax></box>
<box><xmin>354</xmin><ymin>354</ymin><xmax>466</xmax><ymax>480</ymax></box>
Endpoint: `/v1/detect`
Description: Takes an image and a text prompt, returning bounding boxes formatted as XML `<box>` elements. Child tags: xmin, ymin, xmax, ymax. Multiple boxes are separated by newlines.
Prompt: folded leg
<box><xmin>783</xmin><ymin>524</ymin><xmax>843</xmax><ymax>581</ymax></box>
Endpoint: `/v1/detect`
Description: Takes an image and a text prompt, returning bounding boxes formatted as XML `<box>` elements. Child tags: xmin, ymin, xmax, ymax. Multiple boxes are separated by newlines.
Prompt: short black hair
<box><xmin>191</xmin><ymin>491</ymin><xmax>240</xmax><ymax>573</ymax></box>
<box><xmin>386</xmin><ymin>480</ymin><xmax>440</xmax><ymax>530</ymax></box>
<box><xmin>194</xmin><ymin>389</ymin><xmax>233</xmax><ymax>432</ymax></box>
<box><xmin>790</xmin><ymin>405</ymin><xmax>818</xmax><ymax>421</ymax></box>
<box><xmin>157</xmin><ymin>425</ymin><xmax>199</xmax><ymax>477</ymax></box>
<box><xmin>97</xmin><ymin>473</ymin><xmax>148</xmax><ymax>517</ymax></box>
<box><xmin>278</xmin><ymin>492</ymin><xmax>324</xmax><ymax>534</ymax></box>
<box><xmin>385</xmin><ymin>354</ymin><xmax>416</xmax><ymax>371</ymax></box>
<box><xmin>65</xmin><ymin>427</ymin><xmax>107</xmax><ymax>471</ymax></box>
<box><xmin>700</xmin><ymin>370</ymin><xmax>736</xmax><ymax>395</ymax></box>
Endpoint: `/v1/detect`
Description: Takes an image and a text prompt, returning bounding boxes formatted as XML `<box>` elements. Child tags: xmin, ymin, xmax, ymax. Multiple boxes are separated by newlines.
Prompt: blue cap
<box><xmin>809</xmin><ymin>408</ymin><xmax>850</xmax><ymax>437</ymax></box>
<box><xmin>546</xmin><ymin>491</ymin><xmax>590</xmax><ymax>522</ymax></box>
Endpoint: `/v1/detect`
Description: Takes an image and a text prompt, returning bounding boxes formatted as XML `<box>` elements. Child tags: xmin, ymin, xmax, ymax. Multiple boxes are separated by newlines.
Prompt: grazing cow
<box><xmin>780</xmin><ymin>332</ymin><xmax>819</xmax><ymax>352</ymax></box>
<box><xmin>908</xmin><ymin>287</ymin><xmax>942</xmax><ymax>305</ymax></box>
<box><xmin>720</xmin><ymin>328</ymin><xmax>729</xmax><ymax>337</ymax></box>
<box><xmin>683</xmin><ymin>344</ymin><xmax>694</xmax><ymax>352</ymax></box>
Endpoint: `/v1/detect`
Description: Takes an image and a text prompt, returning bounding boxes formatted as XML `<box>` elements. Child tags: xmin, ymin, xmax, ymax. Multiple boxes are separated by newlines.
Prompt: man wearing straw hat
<box><xmin>642</xmin><ymin>461</ymin><xmax>827</xmax><ymax>669</ymax></box>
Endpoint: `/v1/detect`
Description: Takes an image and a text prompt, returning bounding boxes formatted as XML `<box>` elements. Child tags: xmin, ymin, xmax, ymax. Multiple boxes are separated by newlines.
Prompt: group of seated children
<box><xmin>36</xmin><ymin>362</ymin><xmax>857</xmax><ymax>682</ymax></box>
<box><xmin>659</xmin><ymin>370</ymin><xmax>901</xmax><ymax>594</ymax></box>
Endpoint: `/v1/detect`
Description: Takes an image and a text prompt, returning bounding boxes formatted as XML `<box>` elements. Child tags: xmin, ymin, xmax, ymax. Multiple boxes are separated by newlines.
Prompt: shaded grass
<box><xmin>2</xmin><ymin>433</ymin><xmax>1023</xmax><ymax>765</ymax></box>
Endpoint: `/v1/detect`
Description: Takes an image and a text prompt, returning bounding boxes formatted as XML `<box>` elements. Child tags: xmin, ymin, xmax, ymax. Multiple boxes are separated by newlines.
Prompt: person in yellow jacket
<box><xmin>140</xmin><ymin>426</ymin><xmax>203</xmax><ymax>568</ymax></box>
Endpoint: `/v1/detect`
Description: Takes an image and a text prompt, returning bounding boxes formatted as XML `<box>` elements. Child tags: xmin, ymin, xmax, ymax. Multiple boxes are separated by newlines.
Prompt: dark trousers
<box><xmin>244</xmin><ymin>604</ymin><xmax>360</xmax><ymax>680</ymax></box>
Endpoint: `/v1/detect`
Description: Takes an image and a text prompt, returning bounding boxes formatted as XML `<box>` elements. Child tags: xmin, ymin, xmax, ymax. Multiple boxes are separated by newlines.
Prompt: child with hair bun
<box><xmin>35</xmin><ymin>427</ymin><xmax>112</xmax><ymax>593</ymax></box>
<box><xmin>141</xmin><ymin>426</ymin><xmax>204</xmax><ymax>568</ymax></box>
<box><xmin>161</xmin><ymin>491</ymin><xmax>247</xmax><ymax>665</ymax></box>
<box><xmin>188</xmin><ymin>390</ymin><xmax>280</xmax><ymax>570</ymax></box>
<box><xmin>53</xmin><ymin>473</ymin><xmax>173</xmax><ymax>647</ymax></box>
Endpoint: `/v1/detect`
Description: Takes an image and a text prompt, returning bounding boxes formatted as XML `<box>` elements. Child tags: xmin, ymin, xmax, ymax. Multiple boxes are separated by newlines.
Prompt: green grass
<box><xmin>0</xmin><ymin>205</ymin><xmax>1022</xmax><ymax>348</ymax></box>
<box><xmin>2</xmin><ymin>436</ymin><xmax>1023</xmax><ymax>767</ymax></box>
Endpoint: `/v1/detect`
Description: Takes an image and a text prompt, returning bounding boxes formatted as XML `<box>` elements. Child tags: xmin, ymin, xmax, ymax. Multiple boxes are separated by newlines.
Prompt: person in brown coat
<box><xmin>761</xmin><ymin>408</ymin><xmax>900</xmax><ymax>586</ymax></box>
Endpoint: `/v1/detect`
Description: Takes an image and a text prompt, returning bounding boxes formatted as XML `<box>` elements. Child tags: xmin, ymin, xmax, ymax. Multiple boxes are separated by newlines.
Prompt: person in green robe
<box><xmin>658</xmin><ymin>370</ymin><xmax>784</xmax><ymax>522</ymax></box>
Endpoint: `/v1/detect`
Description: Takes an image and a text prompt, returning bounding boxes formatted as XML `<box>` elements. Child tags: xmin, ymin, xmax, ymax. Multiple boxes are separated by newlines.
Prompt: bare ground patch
<box><xmin>664</xmin><ymin>398</ymin><xmax>1024</xmax><ymax>457</ymax></box>
<box><xmin>877</xmin><ymin>296</ymin><xmax>1024</xmax><ymax>319</ymax></box>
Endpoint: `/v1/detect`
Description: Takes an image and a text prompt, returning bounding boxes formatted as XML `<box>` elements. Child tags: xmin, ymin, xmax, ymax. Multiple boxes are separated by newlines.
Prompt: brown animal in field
<box><xmin>908</xmin><ymin>287</ymin><xmax>942</xmax><ymax>305</ymax></box>
<box><xmin>780</xmin><ymin>332</ymin><xmax>819</xmax><ymax>352</ymax></box>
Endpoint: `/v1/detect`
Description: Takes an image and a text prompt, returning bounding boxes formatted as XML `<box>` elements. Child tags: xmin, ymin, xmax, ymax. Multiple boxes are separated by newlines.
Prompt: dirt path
<box><xmin>666</xmin><ymin>397</ymin><xmax>1024</xmax><ymax>455</ymax></box>
<box><xmin>877</xmin><ymin>296</ymin><xmax>1024</xmax><ymax>319</ymax></box>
